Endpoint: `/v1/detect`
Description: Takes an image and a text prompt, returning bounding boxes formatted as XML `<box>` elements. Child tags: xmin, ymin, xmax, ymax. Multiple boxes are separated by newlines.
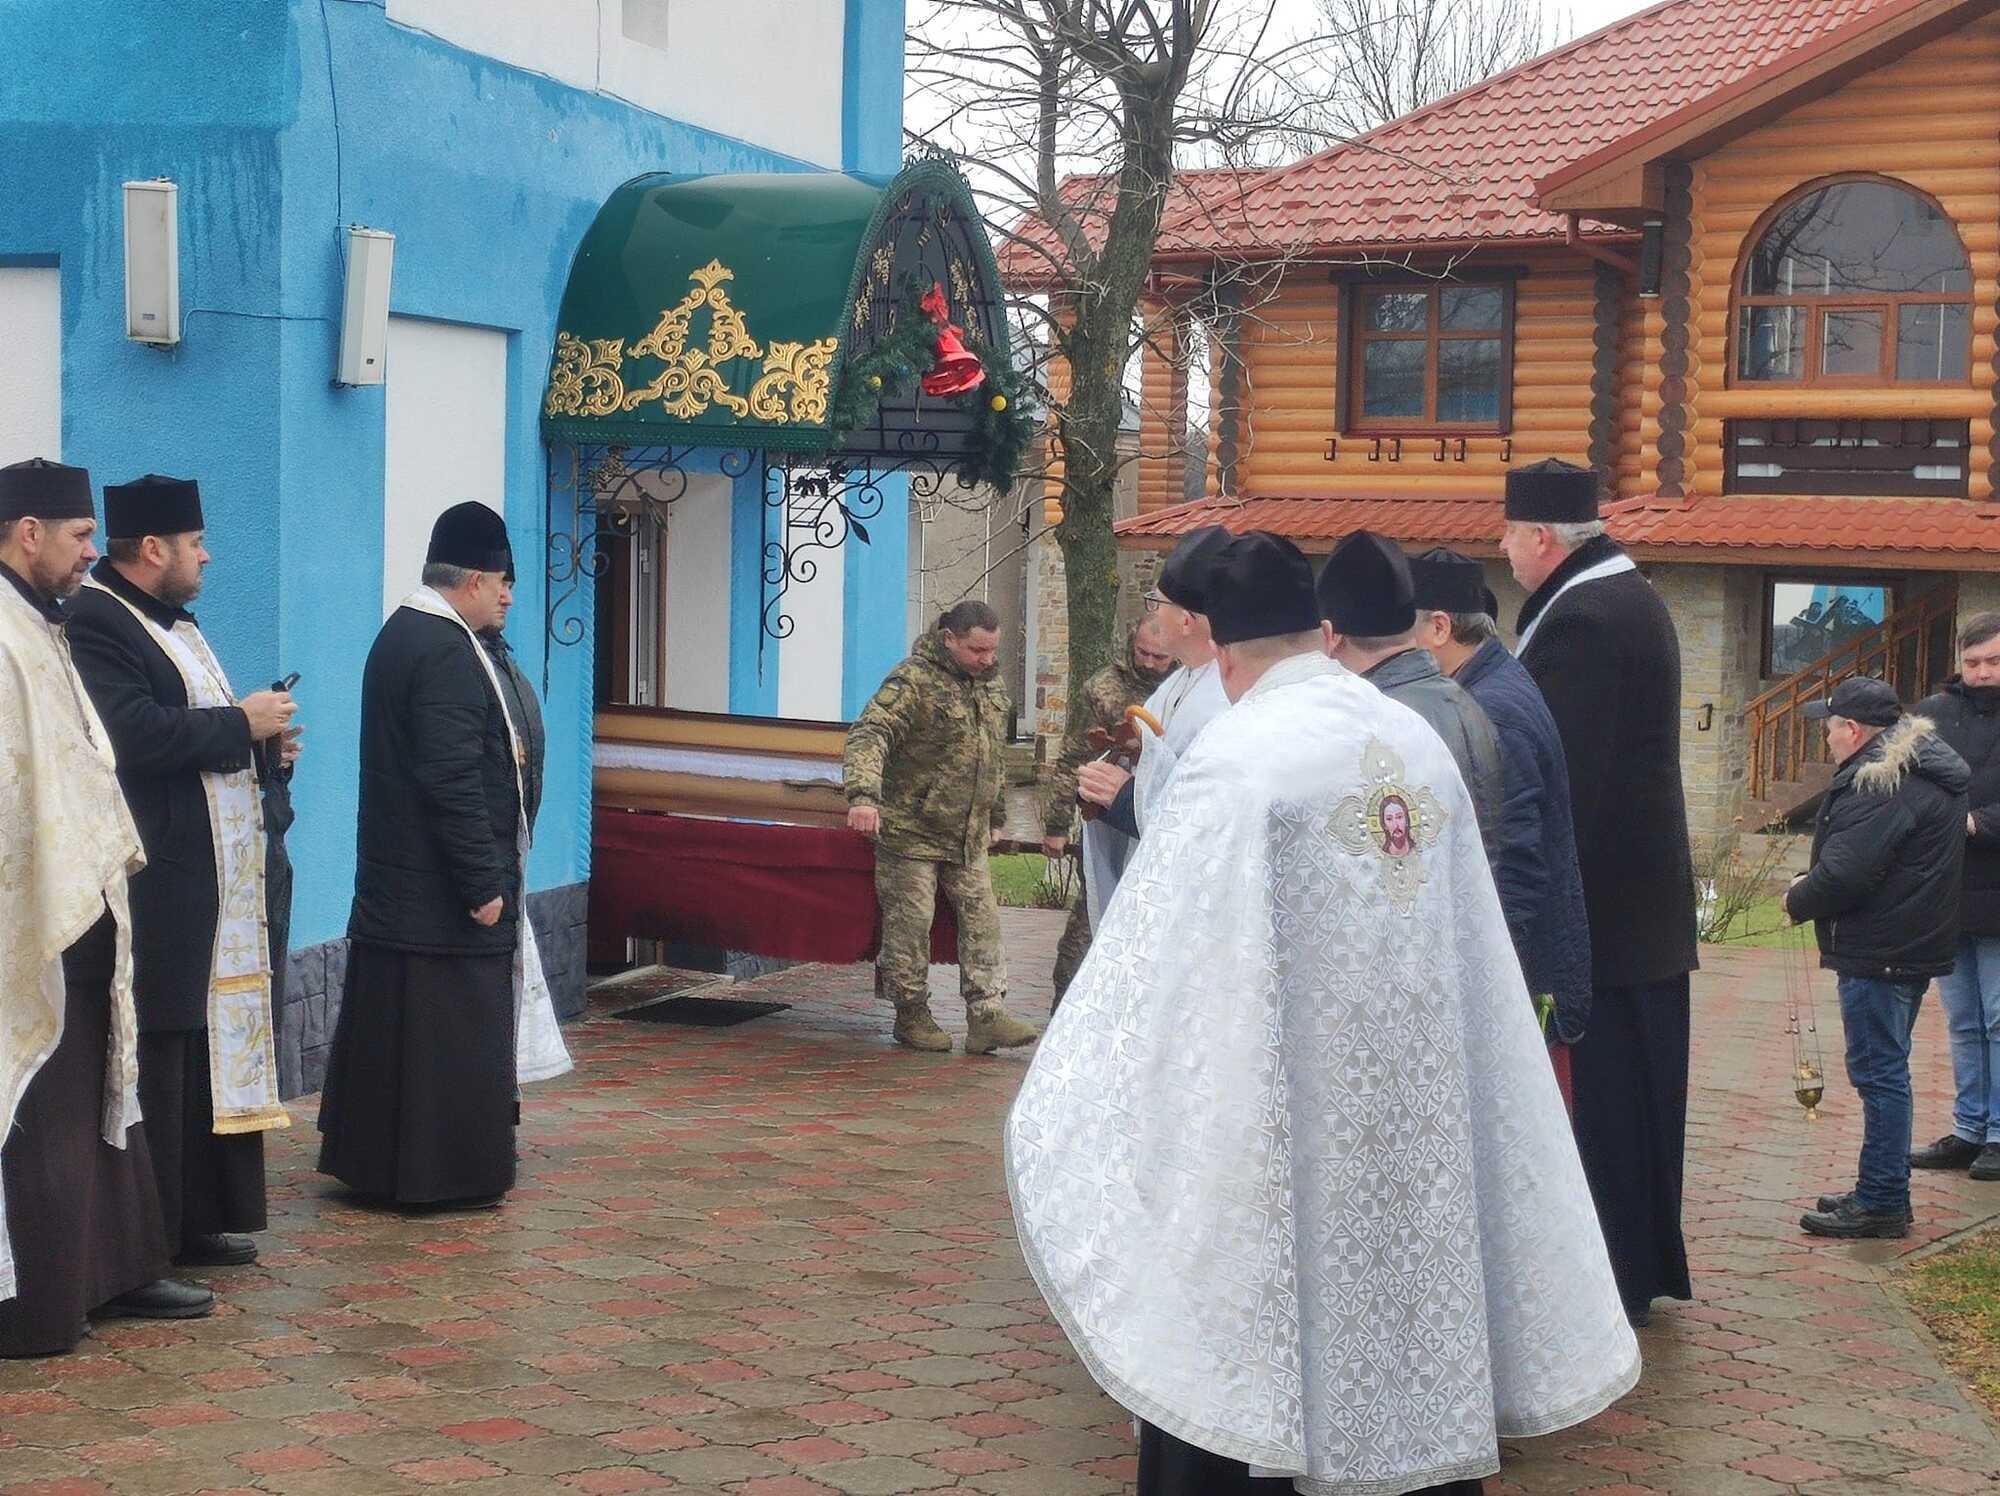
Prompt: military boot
<box><xmin>965</xmin><ymin>1002</ymin><xmax>1041</xmax><ymax>1056</ymax></box>
<box><xmin>892</xmin><ymin>1001</ymin><xmax>952</xmax><ymax>1053</ymax></box>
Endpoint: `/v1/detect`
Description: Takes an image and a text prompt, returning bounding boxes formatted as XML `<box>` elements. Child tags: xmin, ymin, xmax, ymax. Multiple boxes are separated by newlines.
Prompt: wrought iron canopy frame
<box><xmin>543</xmin><ymin>440</ymin><xmax>974</xmax><ymax>686</ymax></box>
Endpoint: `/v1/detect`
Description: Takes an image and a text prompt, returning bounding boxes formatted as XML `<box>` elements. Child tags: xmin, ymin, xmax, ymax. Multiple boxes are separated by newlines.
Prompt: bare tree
<box><xmin>1310</xmin><ymin>0</ymin><xmax>1566</xmax><ymax>139</ymax></box>
<box><xmin>907</xmin><ymin>1</ymin><xmax>1330</xmax><ymax>700</ymax></box>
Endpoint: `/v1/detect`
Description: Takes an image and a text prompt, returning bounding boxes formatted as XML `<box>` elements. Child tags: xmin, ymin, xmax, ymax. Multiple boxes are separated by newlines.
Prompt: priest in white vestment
<box><xmin>0</xmin><ymin>458</ymin><xmax>214</xmax><ymax>1359</ymax></box>
<box><xmin>1076</xmin><ymin>523</ymin><xmax>1233</xmax><ymax>926</ymax></box>
<box><xmin>1008</xmin><ymin>530</ymin><xmax>1639</xmax><ymax>1495</ymax></box>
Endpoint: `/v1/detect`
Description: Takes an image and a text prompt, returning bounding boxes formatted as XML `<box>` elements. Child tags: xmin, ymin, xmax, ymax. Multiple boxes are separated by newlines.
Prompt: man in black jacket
<box><xmin>318</xmin><ymin>501</ymin><xmax>561</xmax><ymax>1209</ymax></box>
<box><xmin>1501</xmin><ymin>458</ymin><xmax>1697</xmax><ymax>1326</ymax></box>
<box><xmin>1788</xmin><ymin>678</ymin><xmax>1967</xmax><ymax>1238</ymax></box>
<box><xmin>66</xmin><ymin>475</ymin><xmax>298</xmax><ymax>1271</ymax></box>
<box><xmin>1910</xmin><ymin>614</ymin><xmax>2000</xmax><ymax>1181</ymax></box>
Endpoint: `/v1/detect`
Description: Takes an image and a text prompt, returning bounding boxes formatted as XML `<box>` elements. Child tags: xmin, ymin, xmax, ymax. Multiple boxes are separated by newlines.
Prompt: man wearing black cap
<box><xmin>1411</xmin><ymin>546</ymin><xmax>1592</xmax><ymax>1092</ymax></box>
<box><xmin>1076</xmin><ymin>523</ymin><xmax>1231</xmax><ymax>844</ymax></box>
<box><xmin>319</xmin><ymin>501</ymin><xmax>571</xmax><ymax>1210</ymax></box>
<box><xmin>1787</xmin><ymin>678</ymin><xmax>1967</xmax><ymax>1238</ymax></box>
<box><xmin>1500</xmin><ymin>456</ymin><xmax>1697</xmax><ymax>1325</ymax></box>
<box><xmin>1010</xmin><ymin>530</ymin><xmax>1638</xmax><ymax>1496</ymax></box>
<box><xmin>0</xmin><ymin>458</ymin><xmax>214</xmax><ymax>1357</ymax></box>
<box><xmin>66</xmin><ymin>476</ymin><xmax>299</xmax><ymax>1273</ymax></box>
<box><xmin>1316</xmin><ymin>530</ymin><xmax>1502</xmax><ymax>851</ymax></box>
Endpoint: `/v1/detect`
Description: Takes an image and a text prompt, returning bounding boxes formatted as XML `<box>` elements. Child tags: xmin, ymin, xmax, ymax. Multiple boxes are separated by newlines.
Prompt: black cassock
<box><xmin>0</xmin><ymin>914</ymin><xmax>170</xmax><ymax>1358</ymax></box>
<box><xmin>318</xmin><ymin>606</ymin><xmax>528</xmax><ymax>1207</ymax></box>
<box><xmin>65</xmin><ymin>563</ymin><xmax>267</xmax><ymax>1256</ymax></box>
<box><xmin>1517</xmin><ymin>536</ymin><xmax>1697</xmax><ymax>1317</ymax></box>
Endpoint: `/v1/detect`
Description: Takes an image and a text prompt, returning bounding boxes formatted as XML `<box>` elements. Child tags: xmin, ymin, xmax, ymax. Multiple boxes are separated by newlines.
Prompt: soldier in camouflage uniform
<box><xmin>1042</xmin><ymin>615</ymin><xmax>1174</xmax><ymax>1001</ymax></box>
<box><xmin>844</xmin><ymin>600</ymin><xmax>1042</xmax><ymax>1055</ymax></box>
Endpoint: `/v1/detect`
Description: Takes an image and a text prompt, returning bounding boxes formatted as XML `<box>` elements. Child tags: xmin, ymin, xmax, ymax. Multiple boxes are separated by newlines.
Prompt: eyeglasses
<box><xmin>1143</xmin><ymin>591</ymin><xmax>1166</xmax><ymax>612</ymax></box>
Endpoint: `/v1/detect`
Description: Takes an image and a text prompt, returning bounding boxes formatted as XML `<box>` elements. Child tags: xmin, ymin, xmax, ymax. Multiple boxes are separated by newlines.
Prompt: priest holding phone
<box><xmin>66</xmin><ymin>475</ymin><xmax>298</xmax><ymax>1272</ymax></box>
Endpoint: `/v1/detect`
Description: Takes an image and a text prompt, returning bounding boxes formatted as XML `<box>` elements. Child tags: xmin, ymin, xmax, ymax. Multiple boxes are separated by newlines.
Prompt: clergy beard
<box><xmin>33</xmin><ymin>551</ymin><xmax>88</xmax><ymax>600</ymax></box>
<box><xmin>157</xmin><ymin>570</ymin><xmax>203</xmax><ymax>610</ymax></box>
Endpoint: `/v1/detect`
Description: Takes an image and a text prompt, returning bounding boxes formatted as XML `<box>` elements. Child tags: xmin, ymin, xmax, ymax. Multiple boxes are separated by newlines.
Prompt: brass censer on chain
<box><xmin>1784</xmin><ymin>921</ymin><xmax>1827</xmax><ymax>1120</ymax></box>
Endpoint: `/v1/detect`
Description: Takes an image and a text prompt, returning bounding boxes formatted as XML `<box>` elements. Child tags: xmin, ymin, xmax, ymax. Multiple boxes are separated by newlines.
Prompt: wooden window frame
<box><xmin>1730</xmin><ymin>175</ymin><xmax>1973</xmax><ymax>390</ymax></box>
<box><xmin>1333</xmin><ymin>272</ymin><xmax>1518</xmax><ymax>437</ymax></box>
<box><xmin>1759</xmin><ymin>571</ymin><xmax>1899</xmax><ymax>681</ymax></box>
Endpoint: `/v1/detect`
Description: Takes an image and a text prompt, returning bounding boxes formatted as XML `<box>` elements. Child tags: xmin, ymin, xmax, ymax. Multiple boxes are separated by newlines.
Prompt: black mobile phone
<box><xmin>275</xmin><ymin>671</ymin><xmax>301</xmax><ymax>692</ymax></box>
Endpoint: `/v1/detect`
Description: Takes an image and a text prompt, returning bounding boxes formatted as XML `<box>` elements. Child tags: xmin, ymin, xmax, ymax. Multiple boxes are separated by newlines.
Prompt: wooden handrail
<box><xmin>1745</xmin><ymin>583</ymin><xmax>1958</xmax><ymax>802</ymax></box>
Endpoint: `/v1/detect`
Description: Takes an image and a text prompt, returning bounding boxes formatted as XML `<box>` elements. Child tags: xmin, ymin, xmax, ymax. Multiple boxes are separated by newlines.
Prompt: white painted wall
<box><xmin>0</xmin><ymin>269</ymin><xmax>61</xmax><ymax>465</ymax></box>
<box><xmin>384</xmin><ymin>0</ymin><xmax>844</xmax><ymax>167</ymax></box>
<box><xmin>383</xmin><ymin>317</ymin><xmax>509</xmax><ymax>616</ymax></box>
<box><xmin>662</xmin><ymin>474</ymin><xmax>732</xmax><ymax>712</ymax></box>
<box><xmin>777</xmin><ymin>477</ymin><xmax>847</xmax><ymax>721</ymax></box>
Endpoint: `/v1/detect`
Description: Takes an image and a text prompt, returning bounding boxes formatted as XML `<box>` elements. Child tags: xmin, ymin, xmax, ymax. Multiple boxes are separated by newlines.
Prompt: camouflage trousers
<box><xmin>1051</xmin><ymin>864</ymin><xmax>1091</xmax><ymax>1007</ymax></box>
<box><xmin>874</xmin><ymin>845</ymin><xmax>1006</xmax><ymax>1010</ymax></box>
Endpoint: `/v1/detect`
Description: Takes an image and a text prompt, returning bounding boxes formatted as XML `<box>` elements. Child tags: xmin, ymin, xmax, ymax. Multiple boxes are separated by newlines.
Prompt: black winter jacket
<box><xmin>1785</xmin><ymin>715</ymin><xmax>1969</xmax><ymax>980</ymax></box>
<box><xmin>348</xmin><ymin>606</ymin><xmax>522</xmax><ymax>955</ymax></box>
<box><xmin>66</xmin><ymin>560</ymin><xmax>256</xmax><ymax>1032</ymax></box>
<box><xmin>1915</xmin><ymin>679</ymin><xmax>2000</xmax><ymax>939</ymax></box>
<box><xmin>1517</xmin><ymin>537</ymin><xmax>1698</xmax><ymax>987</ymax></box>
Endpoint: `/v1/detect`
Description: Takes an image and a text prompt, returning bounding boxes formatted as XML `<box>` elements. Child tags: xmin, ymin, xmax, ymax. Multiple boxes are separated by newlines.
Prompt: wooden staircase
<box><xmin>1744</xmin><ymin>584</ymin><xmax>1958</xmax><ymax>827</ymax></box>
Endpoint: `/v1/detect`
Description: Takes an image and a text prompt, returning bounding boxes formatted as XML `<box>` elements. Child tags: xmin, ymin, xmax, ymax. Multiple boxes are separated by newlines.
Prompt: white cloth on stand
<box><xmin>1008</xmin><ymin>651</ymin><xmax>1638</xmax><ymax>1495</ymax></box>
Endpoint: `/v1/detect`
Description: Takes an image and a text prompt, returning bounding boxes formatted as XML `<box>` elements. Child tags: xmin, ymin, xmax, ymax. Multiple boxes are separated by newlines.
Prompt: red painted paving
<box><xmin>0</xmin><ymin>913</ymin><xmax>1995</xmax><ymax>1493</ymax></box>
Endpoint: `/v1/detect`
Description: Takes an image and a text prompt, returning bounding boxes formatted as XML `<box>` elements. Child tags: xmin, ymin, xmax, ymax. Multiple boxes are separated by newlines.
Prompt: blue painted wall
<box><xmin>0</xmin><ymin>0</ymin><xmax>910</xmax><ymax>952</ymax></box>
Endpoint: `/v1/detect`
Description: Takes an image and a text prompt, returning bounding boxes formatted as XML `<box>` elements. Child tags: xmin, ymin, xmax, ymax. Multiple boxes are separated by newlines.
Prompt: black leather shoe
<box><xmin>1814</xmin><ymin>1189</ymin><xmax>1913</xmax><ymax>1222</ymax></box>
<box><xmin>1910</xmin><ymin>1134</ymin><xmax>1980</xmax><ymax>1170</ymax></box>
<box><xmin>98</xmin><ymin>1278</ymin><xmax>216</xmax><ymax>1319</ymax></box>
<box><xmin>1972</xmin><ymin>1144</ymin><xmax>2000</xmax><ymax>1182</ymax></box>
<box><xmin>175</xmin><ymin>1233</ymin><xmax>257</xmax><ymax>1267</ymax></box>
<box><xmin>1801</xmin><ymin>1198</ymin><xmax>1910</xmax><ymax>1239</ymax></box>
<box><xmin>404</xmin><ymin>1193</ymin><xmax>505</xmax><ymax>1214</ymax></box>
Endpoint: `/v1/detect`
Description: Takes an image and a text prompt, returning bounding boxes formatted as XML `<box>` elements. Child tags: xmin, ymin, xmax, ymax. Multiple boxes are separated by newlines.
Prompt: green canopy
<box><xmin>543</xmin><ymin>159</ymin><xmax>1008</xmax><ymax>452</ymax></box>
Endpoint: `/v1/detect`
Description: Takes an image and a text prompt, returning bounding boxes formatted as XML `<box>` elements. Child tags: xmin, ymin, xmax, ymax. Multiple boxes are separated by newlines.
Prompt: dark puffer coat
<box><xmin>348</xmin><ymin>606</ymin><xmax>521</xmax><ymax>955</ymax></box>
<box><xmin>1914</xmin><ymin>678</ymin><xmax>2000</xmax><ymax>939</ymax></box>
<box><xmin>1785</xmin><ymin>714</ymin><xmax>1969</xmax><ymax>980</ymax></box>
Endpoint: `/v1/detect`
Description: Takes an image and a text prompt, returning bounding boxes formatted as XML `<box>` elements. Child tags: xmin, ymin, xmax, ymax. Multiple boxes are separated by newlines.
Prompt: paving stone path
<box><xmin>2</xmin><ymin>914</ymin><xmax>1997</xmax><ymax>1495</ymax></box>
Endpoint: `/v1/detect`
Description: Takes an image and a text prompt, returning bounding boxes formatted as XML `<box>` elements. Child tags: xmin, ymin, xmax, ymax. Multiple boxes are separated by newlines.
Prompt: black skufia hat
<box><xmin>0</xmin><ymin>458</ymin><xmax>94</xmax><ymax>522</ymax></box>
<box><xmin>427</xmin><ymin>501</ymin><xmax>514</xmax><ymax>578</ymax></box>
<box><xmin>104</xmin><ymin>474</ymin><xmax>204</xmax><ymax>540</ymax></box>
<box><xmin>1504</xmin><ymin>457</ymin><xmax>1600</xmax><ymax>524</ymax></box>
<box><xmin>1316</xmin><ymin>529</ymin><xmax>1415</xmax><ymax>636</ymax></box>
<box><xmin>1803</xmin><ymin>676</ymin><xmax>1901</xmax><ymax>727</ymax></box>
<box><xmin>1408</xmin><ymin>546</ymin><xmax>1488</xmax><ymax>616</ymax></box>
<box><xmin>1156</xmin><ymin>523</ymin><xmax>1233</xmax><ymax>612</ymax></box>
<box><xmin>1205</xmin><ymin>531</ymin><xmax>1320</xmax><ymax>646</ymax></box>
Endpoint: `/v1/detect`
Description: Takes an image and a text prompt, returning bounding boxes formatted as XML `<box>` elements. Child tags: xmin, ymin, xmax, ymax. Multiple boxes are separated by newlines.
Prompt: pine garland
<box><xmin>828</xmin><ymin>282</ymin><xmax>1036</xmax><ymax>493</ymax></box>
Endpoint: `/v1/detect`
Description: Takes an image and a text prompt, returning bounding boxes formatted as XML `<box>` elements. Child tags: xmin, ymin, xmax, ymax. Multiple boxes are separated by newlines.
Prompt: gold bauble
<box><xmin>868</xmin><ymin>374</ymin><xmax>883</xmax><ymax>390</ymax></box>
<box><xmin>990</xmin><ymin>393</ymin><xmax>1008</xmax><ymax>412</ymax></box>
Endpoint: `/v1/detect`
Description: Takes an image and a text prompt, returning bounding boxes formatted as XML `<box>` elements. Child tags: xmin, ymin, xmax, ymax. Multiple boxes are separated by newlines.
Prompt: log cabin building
<box><xmin>1014</xmin><ymin>0</ymin><xmax>2000</xmax><ymax>847</ymax></box>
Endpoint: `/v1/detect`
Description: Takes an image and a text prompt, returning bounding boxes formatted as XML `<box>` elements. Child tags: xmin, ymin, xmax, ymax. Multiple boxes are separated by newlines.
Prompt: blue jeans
<box><xmin>1837</xmin><ymin>975</ymin><xmax>1927</xmax><ymax>1213</ymax></box>
<box><xmin>1937</xmin><ymin>936</ymin><xmax>2000</xmax><ymax>1145</ymax></box>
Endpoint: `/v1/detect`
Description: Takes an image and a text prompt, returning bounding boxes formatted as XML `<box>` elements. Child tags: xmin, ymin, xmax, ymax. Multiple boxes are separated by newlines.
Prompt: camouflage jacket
<box><xmin>844</xmin><ymin>630</ymin><xmax>1012</xmax><ymax>863</ymax></box>
<box><xmin>1041</xmin><ymin>633</ymin><xmax>1167</xmax><ymax>836</ymax></box>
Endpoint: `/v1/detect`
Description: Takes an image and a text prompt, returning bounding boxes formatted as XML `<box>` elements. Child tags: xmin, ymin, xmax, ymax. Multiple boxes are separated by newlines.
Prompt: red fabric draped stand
<box><xmin>590</xmin><ymin>808</ymin><xmax>959</xmax><ymax>964</ymax></box>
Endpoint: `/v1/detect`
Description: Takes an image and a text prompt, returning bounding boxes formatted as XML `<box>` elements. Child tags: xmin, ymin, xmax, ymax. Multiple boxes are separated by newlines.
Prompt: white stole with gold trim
<box><xmin>81</xmin><ymin>578</ymin><xmax>289</xmax><ymax>1136</ymax></box>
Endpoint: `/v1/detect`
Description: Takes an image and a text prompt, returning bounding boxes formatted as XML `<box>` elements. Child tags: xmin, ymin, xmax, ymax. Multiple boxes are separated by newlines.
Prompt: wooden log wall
<box><xmin>1682</xmin><ymin>10</ymin><xmax>2000</xmax><ymax>502</ymax></box>
<box><xmin>1135</xmin><ymin>254</ymin><xmax>1608</xmax><ymax>503</ymax></box>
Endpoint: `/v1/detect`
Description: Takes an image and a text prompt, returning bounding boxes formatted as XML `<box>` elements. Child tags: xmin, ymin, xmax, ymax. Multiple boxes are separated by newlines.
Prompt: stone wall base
<box><xmin>276</xmin><ymin>881</ymin><xmax>590</xmax><ymax>1100</ymax></box>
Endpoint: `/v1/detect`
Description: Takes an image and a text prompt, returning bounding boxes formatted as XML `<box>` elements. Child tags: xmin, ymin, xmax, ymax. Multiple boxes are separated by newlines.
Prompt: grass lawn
<box><xmin>991</xmin><ymin>852</ymin><xmax>1077</xmax><ymax>910</ymax></box>
<box><xmin>1900</xmin><ymin>1230</ymin><xmax>2000</xmax><ymax>1418</ymax></box>
<box><xmin>1706</xmin><ymin>894</ymin><xmax>1800</xmax><ymax>948</ymax></box>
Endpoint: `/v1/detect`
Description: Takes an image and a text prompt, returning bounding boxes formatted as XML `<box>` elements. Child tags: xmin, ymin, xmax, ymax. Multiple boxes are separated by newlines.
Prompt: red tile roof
<box><xmin>1001</xmin><ymin>0</ymin><xmax>1930</xmax><ymax>267</ymax></box>
<box><xmin>1604</xmin><ymin>493</ymin><xmax>2000</xmax><ymax>560</ymax></box>
<box><xmin>1115</xmin><ymin>491</ymin><xmax>2000</xmax><ymax>566</ymax></box>
<box><xmin>1115</xmin><ymin>495</ymin><xmax>1508</xmax><ymax>550</ymax></box>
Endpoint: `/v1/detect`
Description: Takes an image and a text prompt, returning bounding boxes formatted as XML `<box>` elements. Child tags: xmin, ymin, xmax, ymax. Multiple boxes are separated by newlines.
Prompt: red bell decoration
<box><xmin>918</xmin><ymin>281</ymin><xmax>985</xmax><ymax>398</ymax></box>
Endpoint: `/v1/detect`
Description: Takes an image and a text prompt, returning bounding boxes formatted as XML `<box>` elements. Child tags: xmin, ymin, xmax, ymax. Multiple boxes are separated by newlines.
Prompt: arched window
<box><xmin>1735</xmin><ymin>178</ymin><xmax>1971</xmax><ymax>385</ymax></box>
